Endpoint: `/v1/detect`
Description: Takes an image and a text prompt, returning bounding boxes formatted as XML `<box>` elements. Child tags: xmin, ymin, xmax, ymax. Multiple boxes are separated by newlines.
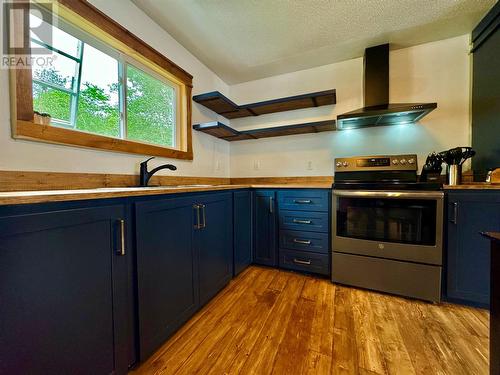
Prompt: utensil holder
<box><xmin>447</xmin><ymin>165</ymin><xmax>462</xmax><ymax>185</ymax></box>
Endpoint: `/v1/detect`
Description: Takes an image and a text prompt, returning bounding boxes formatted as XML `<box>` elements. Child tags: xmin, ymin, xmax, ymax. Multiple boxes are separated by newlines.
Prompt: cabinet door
<box><xmin>234</xmin><ymin>190</ymin><xmax>253</xmax><ymax>276</ymax></box>
<box><xmin>196</xmin><ymin>192</ymin><xmax>233</xmax><ymax>306</ymax></box>
<box><xmin>0</xmin><ymin>204</ymin><xmax>128</xmax><ymax>375</ymax></box>
<box><xmin>135</xmin><ymin>196</ymin><xmax>199</xmax><ymax>361</ymax></box>
<box><xmin>471</xmin><ymin>10</ymin><xmax>500</xmax><ymax>178</ymax></box>
<box><xmin>447</xmin><ymin>192</ymin><xmax>500</xmax><ymax>306</ymax></box>
<box><xmin>253</xmin><ymin>190</ymin><xmax>277</xmax><ymax>266</ymax></box>
<box><xmin>277</xmin><ymin>189</ymin><xmax>329</xmax><ymax>212</ymax></box>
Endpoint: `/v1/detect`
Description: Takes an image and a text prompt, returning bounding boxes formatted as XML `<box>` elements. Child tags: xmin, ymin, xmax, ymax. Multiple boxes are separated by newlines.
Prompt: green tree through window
<box><xmin>127</xmin><ymin>65</ymin><xmax>175</xmax><ymax>147</ymax></box>
<box><xmin>31</xmin><ymin>14</ymin><xmax>177</xmax><ymax>149</ymax></box>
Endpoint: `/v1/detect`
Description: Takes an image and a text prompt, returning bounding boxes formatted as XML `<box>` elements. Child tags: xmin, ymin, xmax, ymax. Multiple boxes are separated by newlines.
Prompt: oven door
<box><xmin>332</xmin><ymin>190</ymin><xmax>444</xmax><ymax>265</ymax></box>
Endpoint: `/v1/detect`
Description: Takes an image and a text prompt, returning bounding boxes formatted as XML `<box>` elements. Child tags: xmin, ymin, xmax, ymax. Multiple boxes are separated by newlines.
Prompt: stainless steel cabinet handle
<box><xmin>269</xmin><ymin>197</ymin><xmax>274</xmax><ymax>214</ymax></box>
<box><xmin>194</xmin><ymin>204</ymin><xmax>201</xmax><ymax>229</ymax></box>
<box><xmin>293</xmin><ymin>239</ymin><xmax>311</xmax><ymax>245</ymax></box>
<box><xmin>450</xmin><ymin>202</ymin><xmax>458</xmax><ymax>224</ymax></box>
<box><xmin>201</xmin><ymin>204</ymin><xmax>206</xmax><ymax>228</ymax></box>
<box><xmin>294</xmin><ymin>199</ymin><xmax>312</xmax><ymax>204</ymax></box>
<box><xmin>293</xmin><ymin>258</ymin><xmax>311</xmax><ymax>265</ymax></box>
<box><xmin>117</xmin><ymin>219</ymin><xmax>125</xmax><ymax>256</ymax></box>
<box><xmin>293</xmin><ymin>219</ymin><xmax>312</xmax><ymax>224</ymax></box>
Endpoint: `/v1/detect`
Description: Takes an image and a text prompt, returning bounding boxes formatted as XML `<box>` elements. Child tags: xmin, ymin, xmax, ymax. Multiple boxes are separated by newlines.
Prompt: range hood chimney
<box><xmin>364</xmin><ymin>43</ymin><xmax>389</xmax><ymax>107</ymax></box>
<box><xmin>337</xmin><ymin>44</ymin><xmax>437</xmax><ymax>130</ymax></box>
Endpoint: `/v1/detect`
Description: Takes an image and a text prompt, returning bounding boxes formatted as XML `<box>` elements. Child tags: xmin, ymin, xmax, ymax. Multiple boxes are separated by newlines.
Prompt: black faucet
<box><xmin>139</xmin><ymin>157</ymin><xmax>177</xmax><ymax>187</ymax></box>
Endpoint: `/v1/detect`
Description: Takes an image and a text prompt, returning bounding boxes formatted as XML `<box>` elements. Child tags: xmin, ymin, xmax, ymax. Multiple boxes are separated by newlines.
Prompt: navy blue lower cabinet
<box><xmin>446</xmin><ymin>190</ymin><xmax>500</xmax><ymax>307</ymax></box>
<box><xmin>195</xmin><ymin>192</ymin><xmax>233</xmax><ymax>306</ymax></box>
<box><xmin>277</xmin><ymin>189</ymin><xmax>331</xmax><ymax>276</ymax></box>
<box><xmin>233</xmin><ymin>190</ymin><xmax>253</xmax><ymax>276</ymax></box>
<box><xmin>253</xmin><ymin>190</ymin><xmax>277</xmax><ymax>266</ymax></box>
<box><xmin>0</xmin><ymin>203</ymin><xmax>130</xmax><ymax>375</ymax></box>
<box><xmin>135</xmin><ymin>196</ymin><xmax>199</xmax><ymax>361</ymax></box>
<box><xmin>279</xmin><ymin>210</ymin><xmax>329</xmax><ymax>232</ymax></box>
<box><xmin>277</xmin><ymin>189</ymin><xmax>329</xmax><ymax>212</ymax></box>
<box><xmin>279</xmin><ymin>249</ymin><xmax>330</xmax><ymax>275</ymax></box>
<box><xmin>279</xmin><ymin>230</ymin><xmax>329</xmax><ymax>254</ymax></box>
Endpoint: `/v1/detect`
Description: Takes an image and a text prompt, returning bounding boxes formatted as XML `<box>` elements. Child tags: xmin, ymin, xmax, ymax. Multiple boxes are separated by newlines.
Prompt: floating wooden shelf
<box><xmin>192</xmin><ymin>122</ymin><xmax>239</xmax><ymax>138</ymax></box>
<box><xmin>192</xmin><ymin>90</ymin><xmax>336</xmax><ymax>119</ymax></box>
<box><xmin>193</xmin><ymin>120</ymin><xmax>336</xmax><ymax>142</ymax></box>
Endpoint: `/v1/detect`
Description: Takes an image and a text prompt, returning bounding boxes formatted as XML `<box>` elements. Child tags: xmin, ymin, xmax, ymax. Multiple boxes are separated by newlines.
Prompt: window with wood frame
<box><xmin>8</xmin><ymin>0</ymin><xmax>193</xmax><ymax>160</ymax></box>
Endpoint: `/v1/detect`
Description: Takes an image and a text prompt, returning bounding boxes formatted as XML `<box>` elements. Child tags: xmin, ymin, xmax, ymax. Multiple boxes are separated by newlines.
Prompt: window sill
<box><xmin>13</xmin><ymin>120</ymin><xmax>193</xmax><ymax>160</ymax></box>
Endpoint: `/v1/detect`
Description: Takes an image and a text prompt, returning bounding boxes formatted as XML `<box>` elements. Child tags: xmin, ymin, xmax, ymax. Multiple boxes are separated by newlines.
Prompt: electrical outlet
<box><xmin>253</xmin><ymin>160</ymin><xmax>261</xmax><ymax>170</ymax></box>
<box><xmin>307</xmin><ymin>161</ymin><xmax>313</xmax><ymax>170</ymax></box>
<box><xmin>216</xmin><ymin>160</ymin><xmax>221</xmax><ymax>171</ymax></box>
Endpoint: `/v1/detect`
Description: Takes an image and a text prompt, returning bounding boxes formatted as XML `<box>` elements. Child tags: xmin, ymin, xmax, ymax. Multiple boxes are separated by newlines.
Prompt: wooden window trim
<box><xmin>10</xmin><ymin>0</ymin><xmax>194</xmax><ymax>160</ymax></box>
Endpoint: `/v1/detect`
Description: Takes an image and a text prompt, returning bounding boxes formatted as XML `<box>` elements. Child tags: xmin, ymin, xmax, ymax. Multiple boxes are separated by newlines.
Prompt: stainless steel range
<box><xmin>332</xmin><ymin>154</ymin><xmax>444</xmax><ymax>302</ymax></box>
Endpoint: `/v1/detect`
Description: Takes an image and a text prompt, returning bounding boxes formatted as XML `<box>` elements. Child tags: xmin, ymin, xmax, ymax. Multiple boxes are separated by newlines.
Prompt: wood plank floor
<box><xmin>130</xmin><ymin>266</ymin><xmax>489</xmax><ymax>375</ymax></box>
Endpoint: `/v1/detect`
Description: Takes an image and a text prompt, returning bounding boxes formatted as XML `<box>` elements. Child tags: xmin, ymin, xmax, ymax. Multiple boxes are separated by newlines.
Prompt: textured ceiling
<box><xmin>132</xmin><ymin>0</ymin><xmax>496</xmax><ymax>84</ymax></box>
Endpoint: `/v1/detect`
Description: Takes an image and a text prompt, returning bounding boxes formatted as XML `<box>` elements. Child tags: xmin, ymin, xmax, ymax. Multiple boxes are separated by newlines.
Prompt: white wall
<box><xmin>0</xmin><ymin>0</ymin><xmax>230</xmax><ymax>177</ymax></box>
<box><xmin>229</xmin><ymin>35</ymin><xmax>471</xmax><ymax>177</ymax></box>
<box><xmin>0</xmin><ymin>3</ymin><xmax>471</xmax><ymax>181</ymax></box>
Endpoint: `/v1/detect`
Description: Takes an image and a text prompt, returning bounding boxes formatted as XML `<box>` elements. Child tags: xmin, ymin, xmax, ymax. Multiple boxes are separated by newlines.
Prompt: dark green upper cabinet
<box><xmin>0</xmin><ymin>203</ymin><xmax>130</xmax><ymax>375</ymax></box>
<box><xmin>471</xmin><ymin>2</ymin><xmax>500</xmax><ymax>180</ymax></box>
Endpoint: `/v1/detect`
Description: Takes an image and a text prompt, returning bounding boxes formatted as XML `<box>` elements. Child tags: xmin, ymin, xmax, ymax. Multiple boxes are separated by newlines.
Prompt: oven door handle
<box><xmin>333</xmin><ymin>190</ymin><xmax>444</xmax><ymax>200</ymax></box>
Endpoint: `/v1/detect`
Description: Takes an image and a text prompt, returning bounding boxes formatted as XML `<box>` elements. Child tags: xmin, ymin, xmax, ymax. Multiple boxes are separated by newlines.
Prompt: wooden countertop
<box><xmin>3</xmin><ymin>179</ymin><xmax>500</xmax><ymax>206</ymax></box>
<box><xmin>0</xmin><ymin>184</ymin><xmax>332</xmax><ymax>206</ymax></box>
<box><xmin>482</xmin><ymin>232</ymin><xmax>500</xmax><ymax>242</ymax></box>
<box><xmin>444</xmin><ymin>183</ymin><xmax>500</xmax><ymax>190</ymax></box>
<box><xmin>0</xmin><ymin>185</ymin><xmax>246</xmax><ymax>205</ymax></box>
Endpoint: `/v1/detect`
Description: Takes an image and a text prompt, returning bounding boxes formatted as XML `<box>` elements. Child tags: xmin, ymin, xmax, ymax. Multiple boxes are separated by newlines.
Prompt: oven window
<box><xmin>336</xmin><ymin>197</ymin><xmax>437</xmax><ymax>245</ymax></box>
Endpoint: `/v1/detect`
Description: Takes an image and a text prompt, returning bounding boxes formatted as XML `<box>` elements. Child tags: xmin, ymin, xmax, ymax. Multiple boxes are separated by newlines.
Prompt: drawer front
<box><xmin>332</xmin><ymin>252</ymin><xmax>441</xmax><ymax>302</ymax></box>
<box><xmin>277</xmin><ymin>190</ymin><xmax>329</xmax><ymax>212</ymax></box>
<box><xmin>279</xmin><ymin>249</ymin><xmax>329</xmax><ymax>276</ymax></box>
<box><xmin>279</xmin><ymin>210</ymin><xmax>329</xmax><ymax>233</ymax></box>
<box><xmin>279</xmin><ymin>230</ymin><xmax>329</xmax><ymax>254</ymax></box>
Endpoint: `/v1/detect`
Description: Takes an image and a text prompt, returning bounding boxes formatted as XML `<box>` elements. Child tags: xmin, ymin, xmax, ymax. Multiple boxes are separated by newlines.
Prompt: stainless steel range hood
<box><xmin>337</xmin><ymin>44</ymin><xmax>437</xmax><ymax>130</ymax></box>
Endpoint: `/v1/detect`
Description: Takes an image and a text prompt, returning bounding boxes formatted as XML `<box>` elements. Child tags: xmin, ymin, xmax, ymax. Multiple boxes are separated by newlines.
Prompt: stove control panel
<box><xmin>334</xmin><ymin>154</ymin><xmax>418</xmax><ymax>172</ymax></box>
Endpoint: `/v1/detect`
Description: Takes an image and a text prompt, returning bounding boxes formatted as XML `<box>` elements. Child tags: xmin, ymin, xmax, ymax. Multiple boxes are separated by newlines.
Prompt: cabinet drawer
<box><xmin>277</xmin><ymin>190</ymin><xmax>329</xmax><ymax>212</ymax></box>
<box><xmin>279</xmin><ymin>249</ymin><xmax>329</xmax><ymax>276</ymax></box>
<box><xmin>279</xmin><ymin>230</ymin><xmax>329</xmax><ymax>254</ymax></box>
<box><xmin>279</xmin><ymin>210</ymin><xmax>329</xmax><ymax>233</ymax></box>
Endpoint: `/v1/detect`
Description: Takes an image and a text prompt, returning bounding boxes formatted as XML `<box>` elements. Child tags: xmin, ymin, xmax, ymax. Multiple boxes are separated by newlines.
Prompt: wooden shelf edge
<box><xmin>192</xmin><ymin>89</ymin><xmax>336</xmax><ymax>120</ymax></box>
<box><xmin>192</xmin><ymin>121</ymin><xmax>238</xmax><ymax>137</ymax></box>
<box><xmin>193</xmin><ymin>120</ymin><xmax>336</xmax><ymax>142</ymax></box>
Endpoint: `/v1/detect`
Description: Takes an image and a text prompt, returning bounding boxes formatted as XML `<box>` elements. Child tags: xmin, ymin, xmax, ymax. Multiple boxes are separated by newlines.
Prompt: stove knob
<box><xmin>336</xmin><ymin>162</ymin><xmax>342</xmax><ymax>168</ymax></box>
<box><xmin>392</xmin><ymin>159</ymin><xmax>399</xmax><ymax>165</ymax></box>
<box><xmin>342</xmin><ymin>161</ymin><xmax>349</xmax><ymax>167</ymax></box>
<box><xmin>408</xmin><ymin>158</ymin><xmax>415</xmax><ymax>164</ymax></box>
<box><xmin>400</xmin><ymin>159</ymin><xmax>407</xmax><ymax>165</ymax></box>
